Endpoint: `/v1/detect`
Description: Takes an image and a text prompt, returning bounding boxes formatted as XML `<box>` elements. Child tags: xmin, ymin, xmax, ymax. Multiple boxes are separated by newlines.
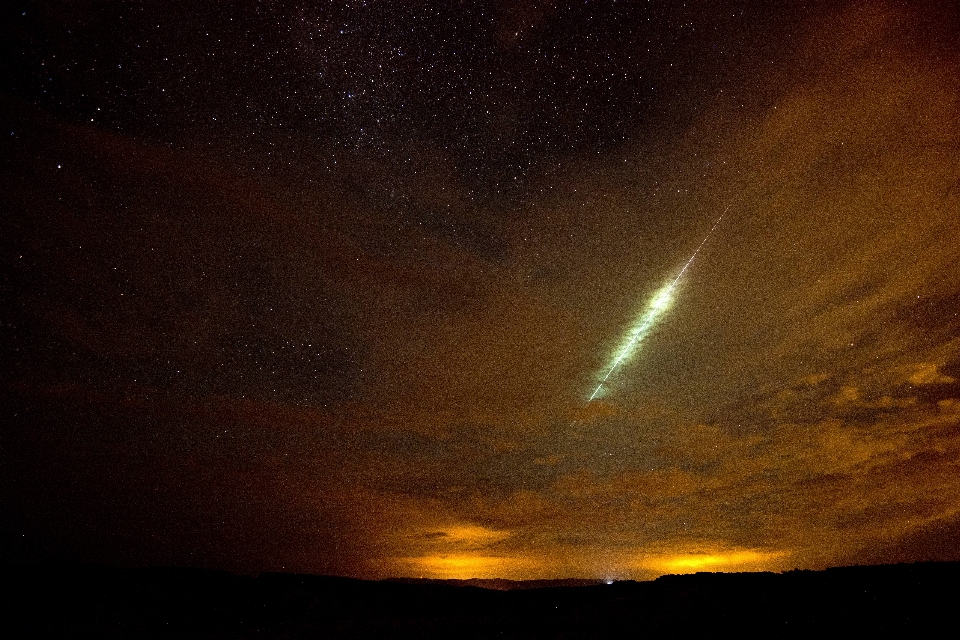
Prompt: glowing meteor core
<box><xmin>588</xmin><ymin>213</ymin><xmax>725</xmax><ymax>401</ymax></box>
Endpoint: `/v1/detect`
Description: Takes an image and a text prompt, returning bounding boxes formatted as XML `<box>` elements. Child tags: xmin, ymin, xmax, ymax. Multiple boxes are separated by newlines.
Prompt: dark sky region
<box><xmin>2</xmin><ymin>0</ymin><xmax>959</xmax><ymax>581</ymax></box>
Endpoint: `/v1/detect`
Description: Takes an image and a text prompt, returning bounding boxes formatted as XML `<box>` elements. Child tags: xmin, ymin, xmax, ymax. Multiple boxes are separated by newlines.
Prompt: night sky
<box><xmin>3</xmin><ymin>0</ymin><xmax>960</xmax><ymax>581</ymax></box>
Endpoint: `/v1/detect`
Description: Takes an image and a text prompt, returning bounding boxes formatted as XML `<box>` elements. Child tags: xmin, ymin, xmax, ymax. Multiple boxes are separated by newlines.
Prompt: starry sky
<box><xmin>3</xmin><ymin>0</ymin><xmax>960</xmax><ymax>580</ymax></box>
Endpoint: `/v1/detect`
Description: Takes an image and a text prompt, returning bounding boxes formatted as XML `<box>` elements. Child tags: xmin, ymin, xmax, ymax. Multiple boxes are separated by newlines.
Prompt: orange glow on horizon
<box><xmin>392</xmin><ymin>546</ymin><xmax>788</xmax><ymax>580</ymax></box>
<box><xmin>644</xmin><ymin>549</ymin><xmax>786</xmax><ymax>574</ymax></box>
<box><xmin>400</xmin><ymin>554</ymin><xmax>531</xmax><ymax>579</ymax></box>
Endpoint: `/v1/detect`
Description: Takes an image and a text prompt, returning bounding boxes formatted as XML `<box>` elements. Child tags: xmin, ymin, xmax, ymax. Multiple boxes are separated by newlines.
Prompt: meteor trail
<box><xmin>588</xmin><ymin>211</ymin><xmax>727</xmax><ymax>402</ymax></box>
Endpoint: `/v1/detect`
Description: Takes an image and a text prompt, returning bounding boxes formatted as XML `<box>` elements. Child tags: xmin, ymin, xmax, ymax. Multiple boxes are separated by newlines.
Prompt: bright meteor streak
<box><xmin>588</xmin><ymin>212</ymin><xmax>726</xmax><ymax>402</ymax></box>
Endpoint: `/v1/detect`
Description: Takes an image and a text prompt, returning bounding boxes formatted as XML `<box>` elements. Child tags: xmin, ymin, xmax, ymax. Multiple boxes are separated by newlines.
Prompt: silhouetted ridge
<box><xmin>3</xmin><ymin>562</ymin><xmax>957</xmax><ymax>638</ymax></box>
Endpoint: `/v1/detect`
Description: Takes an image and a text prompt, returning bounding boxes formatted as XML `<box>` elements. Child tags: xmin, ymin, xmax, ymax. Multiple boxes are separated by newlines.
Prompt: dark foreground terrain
<box><xmin>3</xmin><ymin>562</ymin><xmax>957</xmax><ymax>638</ymax></box>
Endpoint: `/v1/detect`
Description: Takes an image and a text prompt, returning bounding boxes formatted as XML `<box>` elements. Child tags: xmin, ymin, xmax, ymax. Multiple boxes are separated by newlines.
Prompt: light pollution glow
<box><xmin>400</xmin><ymin>554</ymin><xmax>533</xmax><ymax>579</ymax></box>
<box><xmin>643</xmin><ymin>550</ymin><xmax>787</xmax><ymax>574</ymax></box>
<box><xmin>395</xmin><ymin>547</ymin><xmax>787</xmax><ymax>580</ymax></box>
<box><xmin>589</xmin><ymin>213</ymin><xmax>725</xmax><ymax>401</ymax></box>
<box><xmin>393</xmin><ymin>523</ymin><xmax>789</xmax><ymax>581</ymax></box>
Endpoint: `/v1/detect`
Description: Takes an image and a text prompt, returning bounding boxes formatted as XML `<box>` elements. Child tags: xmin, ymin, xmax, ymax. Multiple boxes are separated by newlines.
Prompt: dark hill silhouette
<box><xmin>3</xmin><ymin>561</ymin><xmax>957</xmax><ymax>638</ymax></box>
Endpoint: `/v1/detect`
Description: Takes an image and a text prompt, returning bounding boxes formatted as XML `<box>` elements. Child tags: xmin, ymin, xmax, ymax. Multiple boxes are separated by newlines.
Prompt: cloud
<box><xmin>903</xmin><ymin>363</ymin><xmax>957</xmax><ymax>386</ymax></box>
<box><xmin>6</xmin><ymin>1</ymin><xmax>959</xmax><ymax>580</ymax></box>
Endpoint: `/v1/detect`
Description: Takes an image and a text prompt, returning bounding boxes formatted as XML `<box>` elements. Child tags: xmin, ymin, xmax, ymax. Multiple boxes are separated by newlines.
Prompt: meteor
<box><xmin>588</xmin><ymin>211</ymin><xmax>726</xmax><ymax>402</ymax></box>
